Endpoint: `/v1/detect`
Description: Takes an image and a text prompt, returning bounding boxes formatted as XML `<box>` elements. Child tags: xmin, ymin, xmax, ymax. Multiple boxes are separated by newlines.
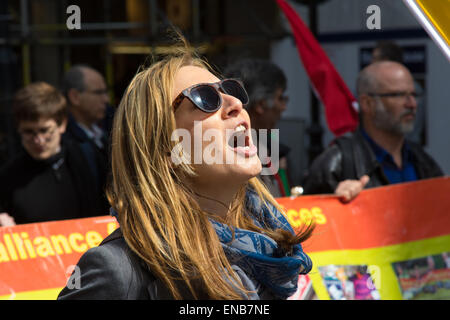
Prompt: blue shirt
<box><xmin>361</xmin><ymin>129</ymin><xmax>418</xmax><ymax>184</ymax></box>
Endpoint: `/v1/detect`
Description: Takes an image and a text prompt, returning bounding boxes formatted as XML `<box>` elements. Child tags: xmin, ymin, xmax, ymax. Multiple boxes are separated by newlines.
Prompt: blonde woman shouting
<box><xmin>58</xmin><ymin>38</ymin><xmax>314</xmax><ymax>300</ymax></box>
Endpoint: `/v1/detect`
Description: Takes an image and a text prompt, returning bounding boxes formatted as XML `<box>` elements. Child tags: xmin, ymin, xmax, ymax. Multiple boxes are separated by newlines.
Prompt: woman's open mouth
<box><xmin>227</xmin><ymin>123</ymin><xmax>258</xmax><ymax>157</ymax></box>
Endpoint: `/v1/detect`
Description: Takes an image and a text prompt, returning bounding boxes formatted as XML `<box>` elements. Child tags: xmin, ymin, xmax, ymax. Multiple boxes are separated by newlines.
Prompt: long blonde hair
<box><xmin>106</xmin><ymin>41</ymin><xmax>313</xmax><ymax>300</ymax></box>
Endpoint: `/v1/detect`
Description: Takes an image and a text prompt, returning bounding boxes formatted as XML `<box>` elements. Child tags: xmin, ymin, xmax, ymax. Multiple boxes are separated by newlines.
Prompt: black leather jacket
<box><xmin>303</xmin><ymin>130</ymin><xmax>444</xmax><ymax>195</ymax></box>
<box><xmin>57</xmin><ymin>228</ymin><xmax>273</xmax><ymax>300</ymax></box>
<box><xmin>58</xmin><ymin>228</ymin><xmax>174</xmax><ymax>299</ymax></box>
<box><xmin>58</xmin><ymin>228</ymin><xmax>224</xmax><ymax>299</ymax></box>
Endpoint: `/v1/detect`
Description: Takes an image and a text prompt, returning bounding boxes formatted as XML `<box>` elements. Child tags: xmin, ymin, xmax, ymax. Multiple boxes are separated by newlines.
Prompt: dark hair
<box><xmin>223</xmin><ymin>58</ymin><xmax>286</xmax><ymax>109</ymax></box>
<box><xmin>373</xmin><ymin>41</ymin><xmax>403</xmax><ymax>63</ymax></box>
<box><xmin>61</xmin><ymin>64</ymin><xmax>92</xmax><ymax>97</ymax></box>
<box><xmin>13</xmin><ymin>82</ymin><xmax>67</xmax><ymax>126</ymax></box>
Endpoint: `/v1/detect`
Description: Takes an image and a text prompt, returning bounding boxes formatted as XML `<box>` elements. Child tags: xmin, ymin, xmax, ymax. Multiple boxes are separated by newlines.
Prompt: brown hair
<box><xmin>13</xmin><ymin>82</ymin><xmax>67</xmax><ymax>126</ymax></box>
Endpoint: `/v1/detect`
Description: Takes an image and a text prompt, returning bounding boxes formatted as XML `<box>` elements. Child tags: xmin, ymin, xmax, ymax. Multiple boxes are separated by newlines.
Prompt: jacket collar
<box><xmin>353</xmin><ymin>129</ymin><xmax>390</xmax><ymax>184</ymax></box>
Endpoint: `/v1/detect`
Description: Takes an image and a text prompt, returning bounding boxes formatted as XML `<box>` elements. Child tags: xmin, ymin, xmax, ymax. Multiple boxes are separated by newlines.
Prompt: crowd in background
<box><xmin>0</xmin><ymin>40</ymin><xmax>444</xmax><ymax>227</ymax></box>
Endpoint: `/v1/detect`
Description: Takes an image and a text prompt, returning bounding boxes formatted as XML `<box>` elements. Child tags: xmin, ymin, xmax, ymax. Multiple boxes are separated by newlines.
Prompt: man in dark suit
<box><xmin>61</xmin><ymin>65</ymin><xmax>113</xmax><ymax>197</ymax></box>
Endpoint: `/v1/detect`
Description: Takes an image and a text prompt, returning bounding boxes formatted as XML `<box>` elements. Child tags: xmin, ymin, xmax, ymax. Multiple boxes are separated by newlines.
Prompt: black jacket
<box><xmin>0</xmin><ymin>139</ymin><xmax>108</xmax><ymax>223</ymax></box>
<box><xmin>63</xmin><ymin>115</ymin><xmax>109</xmax><ymax>191</ymax></box>
<box><xmin>303</xmin><ymin>129</ymin><xmax>444</xmax><ymax>195</ymax></box>
<box><xmin>58</xmin><ymin>228</ymin><xmax>277</xmax><ymax>300</ymax></box>
<box><xmin>58</xmin><ymin>228</ymin><xmax>259</xmax><ymax>300</ymax></box>
<box><xmin>58</xmin><ymin>229</ymin><xmax>173</xmax><ymax>299</ymax></box>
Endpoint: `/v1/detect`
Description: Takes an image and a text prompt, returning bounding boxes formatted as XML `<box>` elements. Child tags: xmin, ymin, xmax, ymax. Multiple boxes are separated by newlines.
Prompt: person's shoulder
<box><xmin>81</xmin><ymin>229</ymin><xmax>143</xmax><ymax>275</ymax></box>
<box><xmin>407</xmin><ymin>140</ymin><xmax>437</xmax><ymax>162</ymax></box>
<box><xmin>317</xmin><ymin>130</ymin><xmax>368</xmax><ymax>166</ymax></box>
<box><xmin>406</xmin><ymin>140</ymin><xmax>444</xmax><ymax>176</ymax></box>
<box><xmin>310</xmin><ymin>141</ymin><xmax>343</xmax><ymax>167</ymax></box>
<box><xmin>333</xmin><ymin>130</ymin><xmax>362</xmax><ymax>147</ymax></box>
<box><xmin>58</xmin><ymin>228</ymin><xmax>156</xmax><ymax>299</ymax></box>
<box><xmin>406</xmin><ymin>140</ymin><xmax>428</xmax><ymax>153</ymax></box>
<box><xmin>63</xmin><ymin>137</ymin><xmax>83</xmax><ymax>151</ymax></box>
<box><xmin>62</xmin><ymin>138</ymin><xmax>97</xmax><ymax>167</ymax></box>
<box><xmin>63</xmin><ymin>117</ymin><xmax>88</xmax><ymax>142</ymax></box>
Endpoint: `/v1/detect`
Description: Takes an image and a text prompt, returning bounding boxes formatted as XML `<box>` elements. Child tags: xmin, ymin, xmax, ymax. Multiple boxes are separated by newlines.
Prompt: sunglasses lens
<box><xmin>222</xmin><ymin>80</ymin><xmax>249</xmax><ymax>105</ymax></box>
<box><xmin>191</xmin><ymin>85</ymin><xmax>220</xmax><ymax>112</ymax></box>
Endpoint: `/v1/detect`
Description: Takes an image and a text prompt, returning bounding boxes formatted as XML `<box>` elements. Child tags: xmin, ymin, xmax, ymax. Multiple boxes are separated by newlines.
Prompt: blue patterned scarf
<box><xmin>210</xmin><ymin>189</ymin><xmax>312</xmax><ymax>299</ymax></box>
<box><xmin>110</xmin><ymin>189</ymin><xmax>312</xmax><ymax>299</ymax></box>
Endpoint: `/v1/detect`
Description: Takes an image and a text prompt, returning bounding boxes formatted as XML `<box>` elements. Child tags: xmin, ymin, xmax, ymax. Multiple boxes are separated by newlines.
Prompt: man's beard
<box><xmin>373</xmin><ymin>100</ymin><xmax>415</xmax><ymax>136</ymax></box>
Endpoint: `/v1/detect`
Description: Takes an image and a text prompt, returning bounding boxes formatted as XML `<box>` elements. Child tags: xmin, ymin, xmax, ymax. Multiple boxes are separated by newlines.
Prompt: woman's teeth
<box><xmin>227</xmin><ymin>124</ymin><xmax>258</xmax><ymax>156</ymax></box>
<box><xmin>230</xmin><ymin>124</ymin><xmax>247</xmax><ymax>148</ymax></box>
<box><xmin>235</xmin><ymin>124</ymin><xmax>246</xmax><ymax>132</ymax></box>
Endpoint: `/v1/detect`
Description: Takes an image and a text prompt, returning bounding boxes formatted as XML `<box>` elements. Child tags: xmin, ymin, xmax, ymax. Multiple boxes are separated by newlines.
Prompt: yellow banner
<box><xmin>416</xmin><ymin>0</ymin><xmax>450</xmax><ymax>45</ymax></box>
<box><xmin>403</xmin><ymin>0</ymin><xmax>450</xmax><ymax>60</ymax></box>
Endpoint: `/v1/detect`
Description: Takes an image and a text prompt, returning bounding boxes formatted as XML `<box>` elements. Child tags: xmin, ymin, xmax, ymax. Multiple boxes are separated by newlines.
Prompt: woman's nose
<box><xmin>221</xmin><ymin>94</ymin><xmax>243</xmax><ymax>118</ymax></box>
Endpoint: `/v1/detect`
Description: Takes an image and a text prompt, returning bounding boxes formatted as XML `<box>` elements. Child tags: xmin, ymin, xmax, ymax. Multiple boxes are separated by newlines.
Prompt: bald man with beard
<box><xmin>302</xmin><ymin>61</ymin><xmax>443</xmax><ymax>201</ymax></box>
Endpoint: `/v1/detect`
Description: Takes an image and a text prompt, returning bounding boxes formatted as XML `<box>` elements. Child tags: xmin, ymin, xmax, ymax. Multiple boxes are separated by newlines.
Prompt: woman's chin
<box><xmin>192</xmin><ymin>154</ymin><xmax>262</xmax><ymax>189</ymax></box>
<box><xmin>234</xmin><ymin>156</ymin><xmax>263</xmax><ymax>181</ymax></box>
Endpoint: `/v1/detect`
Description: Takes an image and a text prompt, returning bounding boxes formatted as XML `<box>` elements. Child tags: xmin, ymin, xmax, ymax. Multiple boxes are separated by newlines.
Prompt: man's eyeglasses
<box><xmin>19</xmin><ymin>125</ymin><xmax>58</xmax><ymax>141</ymax></box>
<box><xmin>368</xmin><ymin>91</ymin><xmax>420</xmax><ymax>99</ymax></box>
<box><xmin>172</xmin><ymin>79</ymin><xmax>249</xmax><ymax>113</ymax></box>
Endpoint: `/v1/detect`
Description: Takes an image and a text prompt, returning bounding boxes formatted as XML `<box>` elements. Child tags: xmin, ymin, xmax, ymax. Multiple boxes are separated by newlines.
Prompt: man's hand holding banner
<box><xmin>281</xmin><ymin>176</ymin><xmax>450</xmax><ymax>300</ymax></box>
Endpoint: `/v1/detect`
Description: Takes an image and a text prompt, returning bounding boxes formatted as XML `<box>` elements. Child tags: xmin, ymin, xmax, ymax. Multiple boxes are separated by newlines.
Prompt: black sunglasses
<box><xmin>172</xmin><ymin>78</ymin><xmax>249</xmax><ymax>113</ymax></box>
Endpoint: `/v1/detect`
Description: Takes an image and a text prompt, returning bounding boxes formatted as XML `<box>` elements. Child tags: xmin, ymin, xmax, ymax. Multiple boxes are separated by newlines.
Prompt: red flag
<box><xmin>276</xmin><ymin>0</ymin><xmax>359</xmax><ymax>136</ymax></box>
